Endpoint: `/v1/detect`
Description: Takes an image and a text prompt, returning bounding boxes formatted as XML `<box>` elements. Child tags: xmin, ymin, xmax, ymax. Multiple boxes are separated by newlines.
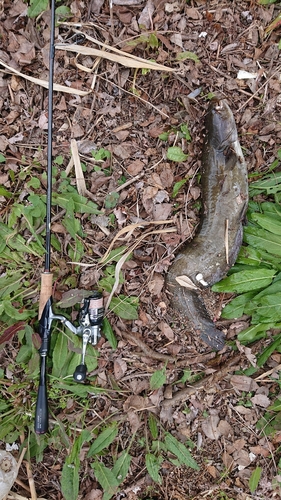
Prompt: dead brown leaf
<box><xmin>201</xmin><ymin>414</ymin><xmax>221</xmax><ymax>440</ymax></box>
<box><xmin>127</xmin><ymin>410</ymin><xmax>142</xmax><ymax>434</ymax></box>
<box><xmin>217</xmin><ymin>420</ymin><xmax>234</xmax><ymax>439</ymax></box>
<box><xmin>126</xmin><ymin>159</ymin><xmax>145</xmax><ymax>175</ymax></box>
<box><xmin>114</xmin><ymin>357</ymin><xmax>128</xmax><ymax>380</ymax></box>
<box><xmin>159</xmin><ymin>321</ymin><xmax>175</xmax><ymax>341</ymax></box>
<box><xmin>251</xmin><ymin>394</ymin><xmax>271</xmax><ymax>408</ymax></box>
<box><xmin>231</xmin><ymin>374</ymin><xmax>258</xmax><ymax>392</ymax></box>
<box><xmin>147</xmin><ymin>273</ymin><xmax>164</xmax><ymax>297</ymax></box>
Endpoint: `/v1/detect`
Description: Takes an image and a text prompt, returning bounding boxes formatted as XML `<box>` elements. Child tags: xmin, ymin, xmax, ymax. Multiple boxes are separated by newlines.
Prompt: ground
<box><xmin>1</xmin><ymin>0</ymin><xmax>281</xmax><ymax>499</ymax></box>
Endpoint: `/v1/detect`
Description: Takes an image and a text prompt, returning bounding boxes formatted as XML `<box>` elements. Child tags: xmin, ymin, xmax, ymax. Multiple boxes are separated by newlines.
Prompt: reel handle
<box><xmin>73</xmin><ymin>363</ymin><xmax>87</xmax><ymax>382</ymax></box>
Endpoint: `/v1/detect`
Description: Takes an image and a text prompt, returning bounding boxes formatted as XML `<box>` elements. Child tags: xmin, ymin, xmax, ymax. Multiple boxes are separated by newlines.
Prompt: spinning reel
<box><xmin>45</xmin><ymin>291</ymin><xmax>104</xmax><ymax>382</ymax></box>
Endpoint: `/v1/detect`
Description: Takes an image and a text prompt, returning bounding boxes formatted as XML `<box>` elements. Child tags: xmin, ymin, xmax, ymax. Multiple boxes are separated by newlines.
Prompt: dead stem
<box><xmin>162</xmin><ymin>354</ymin><xmax>242</xmax><ymax>408</ymax></box>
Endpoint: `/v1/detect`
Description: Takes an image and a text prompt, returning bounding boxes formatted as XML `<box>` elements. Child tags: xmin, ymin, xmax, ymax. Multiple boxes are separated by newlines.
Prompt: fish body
<box><xmin>166</xmin><ymin>98</ymin><xmax>248</xmax><ymax>350</ymax></box>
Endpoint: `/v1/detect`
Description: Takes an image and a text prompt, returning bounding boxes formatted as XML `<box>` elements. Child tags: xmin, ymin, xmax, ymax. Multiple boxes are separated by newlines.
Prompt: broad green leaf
<box><xmin>28</xmin><ymin>0</ymin><xmax>48</xmax><ymax>18</ymax></box>
<box><xmin>249</xmin><ymin>172</ymin><xmax>281</xmax><ymax>195</ymax></box>
<box><xmin>52</xmin><ymin>192</ymin><xmax>100</xmax><ymax>214</ymax></box>
<box><xmin>180</xmin><ymin>123</ymin><xmax>191</xmax><ymax>141</ymax></box>
<box><xmin>3</xmin><ymin>301</ymin><xmax>34</xmax><ymax>321</ymax></box>
<box><xmin>148</xmin><ymin>33</ymin><xmax>159</xmax><ymax>49</ymax></box>
<box><xmin>176</xmin><ymin>51</ymin><xmax>200</xmax><ymax>63</ymax></box>
<box><xmin>103</xmin><ymin>317</ymin><xmax>117</xmax><ymax>349</ymax></box>
<box><xmin>101</xmin><ymin>246</ymin><xmax>128</xmax><ymax>265</ymax></box>
<box><xmin>0</xmin><ymin>222</ymin><xmax>42</xmax><ymax>257</ymax></box>
<box><xmin>148</xmin><ymin>413</ymin><xmax>159</xmax><ymax>440</ymax></box>
<box><xmin>246</xmin><ymin>293</ymin><xmax>281</xmax><ymax>323</ymax></box>
<box><xmin>112</xmin><ymin>450</ymin><xmax>131</xmax><ymax>483</ymax></box>
<box><xmin>167</xmin><ymin>146</ymin><xmax>188</xmax><ymax>162</ymax></box>
<box><xmin>0</xmin><ymin>247</ymin><xmax>26</xmax><ymax>266</ymax></box>
<box><xmin>109</xmin><ymin>295</ymin><xmax>139</xmax><ymax>320</ymax></box>
<box><xmin>52</xmin><ymin>193</ymin><xmax>75</xmax><ymax>212</ymax></box>
<box><xmin>13</xmin><ymin>203</ymin><xmax>46</xmax><ymax>250</ymax></box>
<box><xmin>145</xmin><ymin>453</ymin><xmax>162</xmax><ymax>484</ymax></box>
<box><xmin>150</xmin><ymin>366</ymin><xmax>166</xmax><ymax>390</ymax></box>
<box><xmin>16</xmin><ymin>344</ymin><xmax>33</xmax><ymax>364</ymax></box>
<box><xmin>0</xmin><ymin>186</ymin><xmax>12</xmax><ymax>198</ymax></box>
<box><xmin>164</xmin><ymin>433</ymin><xmax>199</xmax><ymax>470</ymax></box>
<box><xmin>88</xmin><ymin>424</ymin><xmax>118</xmax><ymax>457</ymax></box>
<box><xmin>92</xmin><ymin>148</ymin><xmax>111</xmax><ymax>161</ymax></box>
<box><xmin>237</xmin><ymin>246</ymin><xmax>264</xmax><ymax>267</ymax></box>
<box><xmin>27</xmin><ymin>177</ymin><xmax>41</xmax><ymax>189</ymax></box>
<box><xmin>257</xmin><ymin>333</ymin><xmax>281</xmax><ymax>367</ymax></box>
<box><xmin>57</xmin><ymin>289</ymin><xmax>93</xmax><ymax>308</ymax></box>
<box><xmin>68</xmin><ymin>238</ymin><xmax>84</xmax><ymax>263</ymax></box>
<box><xmin>61</xmin><ymin>463</ymin><xmax>79</xmax><ymax>500</ymax></box>
<box><xmin>260</xmin><ymin>201</ymin><xmax>281</xmax><ymax>217</ymax></box>
<box><xmin>0</xmin><ymin>153</ymin><xmax>5</xmax><ymax>162</ymax></box>
<box><xmin>58</xmin><ymin>382</ymin><xmax>107</xmax><ymax>397</ymax></box>
<box><xmin>63</xmin><ymin>214</ymin><xmax>84</xmax><ymax>239</ymax></box>
<box><xmin>54</xmin><ymin>155</ymin><xmax>64</xmax><ymax>165</ymax></box>
<box><xmin>68</xmin><ymin>429</ymin><xmax>92</xmax><ymax>465</ymax></box>
<box><xmin>212</xmin><ymin>269</ymin><xmax>275</xmax><ymax>294</ymax></box>
<box><xmin>159</xmin><ymin>132</ymin><xmax>169</xmax><ymax>141</ymax></box>
<box><xmin>0</xmin><ymin>423</ymin><xmax>15</xmax><ymax>440</ymax></box>
<box><xmin>105</xmin><ymin>192</ymin><xmax>119</xmax><ymax>209</ymax></box>
<box><xmin>259</xmin><ymin>0</ymin><xmax>279</xmax><ymax>4</ymax></box>
<box><xmin>268</xmin><ymin>397</ymin><xmax>281</xmax><ymax>411</ymax></box>
<box><xmin>0</xmin><ymin>272</ymin><xmax>24</xmax><ymax>300</ymax></box>
<box><xmin>172</xmin><ymin>179</ymin><xmax>187</xmax><ymax>198</ymax></box>
<box><xmin>249</xmin><ymin>466</ymin><xmax>262</xmax><ymax>493</ymax></box>
<box><xmin>221</xmin><ymin>291</ymin><xmax>257</xmax><ymax>319</ymax></box>
<box><xmin>56</xmin><ymin>5</ymin><xmax>71</xmax><ymax>19</ymax></box>
<box><xmin>52</xmin><ymin>332</ymin><xmax>68</xmax><ymax>378</ymax></box>
<box><xmin>91</xmin><ymin>461</ymin><xmax>119</xmax><ymax>500</ymax></box>
<box><xmin>253</xmin><ymin>272</ymin><xmax>281</xmax><ymax>300</ymax></box>
<box><xmin>237</xmin><ymin>323</ymin><xmax>269</xmax><ymax>344</ymax></box>
<box><xmin>250</xmin><ymin>212</ymin><xmax>281</xmax><ymax>235</ymax></box>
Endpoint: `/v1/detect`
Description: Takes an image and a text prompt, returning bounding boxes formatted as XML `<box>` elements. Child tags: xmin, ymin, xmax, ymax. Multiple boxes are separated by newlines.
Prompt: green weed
<box><xmin>212</xmin><ymin>149</ymin><xmax>281</xmax><ymax>364</ymax></box>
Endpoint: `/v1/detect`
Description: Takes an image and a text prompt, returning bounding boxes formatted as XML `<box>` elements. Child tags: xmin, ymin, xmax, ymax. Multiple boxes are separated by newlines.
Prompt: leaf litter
<box><xmin>1</xmin><ymin>0</ymin><xmax>281</xmax><ymax>499</ymax></box>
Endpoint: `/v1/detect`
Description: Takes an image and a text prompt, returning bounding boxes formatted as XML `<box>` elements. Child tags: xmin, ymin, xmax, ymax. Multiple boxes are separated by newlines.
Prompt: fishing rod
<box><xmin>34</xmin><ymin>0</ymin><xmax>104</xmax><ymax>434</ymax></box>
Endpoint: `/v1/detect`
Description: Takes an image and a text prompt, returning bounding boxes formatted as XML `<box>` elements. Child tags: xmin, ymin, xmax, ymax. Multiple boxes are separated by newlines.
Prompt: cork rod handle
<box><xmin>38</xmin><ymin>272</ymin><xmax>53</xmax><ymax>319</ymax></box>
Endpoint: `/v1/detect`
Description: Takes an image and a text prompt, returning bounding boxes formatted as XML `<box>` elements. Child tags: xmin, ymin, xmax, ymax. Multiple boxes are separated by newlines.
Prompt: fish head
<box><xmin>205</xmin><ymin>97</ymin><xmax>238</xmax><ymax>151</ymax></box>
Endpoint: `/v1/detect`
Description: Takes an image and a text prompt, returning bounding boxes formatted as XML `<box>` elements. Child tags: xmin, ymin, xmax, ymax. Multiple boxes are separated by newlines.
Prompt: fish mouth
<box><xmin>206</xmin><ymin>98</ymin><xmax>237</xmax><ymax>151</ymax></box>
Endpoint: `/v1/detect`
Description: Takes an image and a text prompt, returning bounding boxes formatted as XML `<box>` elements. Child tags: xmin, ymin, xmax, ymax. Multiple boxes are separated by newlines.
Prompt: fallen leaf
<box><xmin>231</xmin><ymin>375</ymin><xmax>258</xmax><ymax>392</ymax></box>
<box><xmin>159</xmin><ymin>164</ymin><xmax>174</xmax><ymax>188</ymax></box>
<box><xmin>147</xmin><ymin>273</ymin><xmax>164</xmax><ymax>296</ymax></box>
<box><xmin>85</xmin><ymin>489</ymin><xmax>103</xmax><ymax>500</ymax></box>
<box><xmin>233</xmin><ymin>438</ymin><xmax>246</xmax><ymax>451</ymax></box>
<box><xmin>222</xmin><ymin>451</ymin><xmax>233</xmax><ymax>470</ymax></box>
<box><xmin>186</xmin><ymin>6</ymin><xmax>202</xmax><ymax>19</ymax></box>
<box><xmin>206</xmin><ymin>464</ymin><xmax>219</xmax><ymax>478</ymax></box>
<box><xmin>9</xmin><ymin>132</ymin><xmax>24</xmax><ymax>144</ymax></box>
<box><xmin>127</xmin><ymin>410</ymin><xmax>142</xmax><ymax>434</ymax></box>
<box><xmin>123</xmin><ymin>395</ymin><xmax>146</xmax><ymax>412</ymax></box>
<box><xmin>159</xmin><ymin>321</ymin><xmax>175</xmax><ymax>341</ymax></box>
<box><xmin>51</xmin><ymin>223</ymin><xmax>66</xmax><ymax>234</ymax></box>
<box><xmin>127</xmin><ymin>159</ymin><xmax>145</xmax><ymax>175</ymax></box>
<box><xmin>138</xmin><ymin>0</ymin><xmax>154</xmax><ymax>28</ymax></box>
<box><xmin>250</xmin><ymin>394</ymin><xmax>271</xmax><ymax>408</ymax></box>
<box><xmin>217</xmin><ymin>420</ymin><xmax>234</xmax><ymax>438</ymax></box>
<box><xmin>152</xmin><ymin>202</ymin><xmax>172</xmax><ymax>220</ymax></box>
<box><xmin>233</xmin><ymin>449</ymin><xmax>251</xmax><ymax>468</ymax></box>
<box><xmin>175</xmin><ymin>275</ymin><xmax>198</xmax><ymax>289</ymax></box>
<box><xmin>0</xmin><ymin>322</ymin><xmax>25</xmax><ymax>344</ymax></box>
<box><xmin>114</xmin><ymin>357</ymin><xmax>127</xmax><ymax>380</ymax></box>
<box><xmin>0</xmin><ymin>135</ymin><xmax>9</xmax><ymax>151</ymax></box>
<box><xmin>111</xmin><ymin>142</ymin><xmax>133</xmax><ymax>159</ymax></box>
<box><xmin>201</xmin><ymin>414</ymin><xmax>221</xmax><ymax>440</ymax></box>
<box><xmin>249</xmin><ymin>445</ymin><xmax>270</xmax><ymax>458</ymax></box>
